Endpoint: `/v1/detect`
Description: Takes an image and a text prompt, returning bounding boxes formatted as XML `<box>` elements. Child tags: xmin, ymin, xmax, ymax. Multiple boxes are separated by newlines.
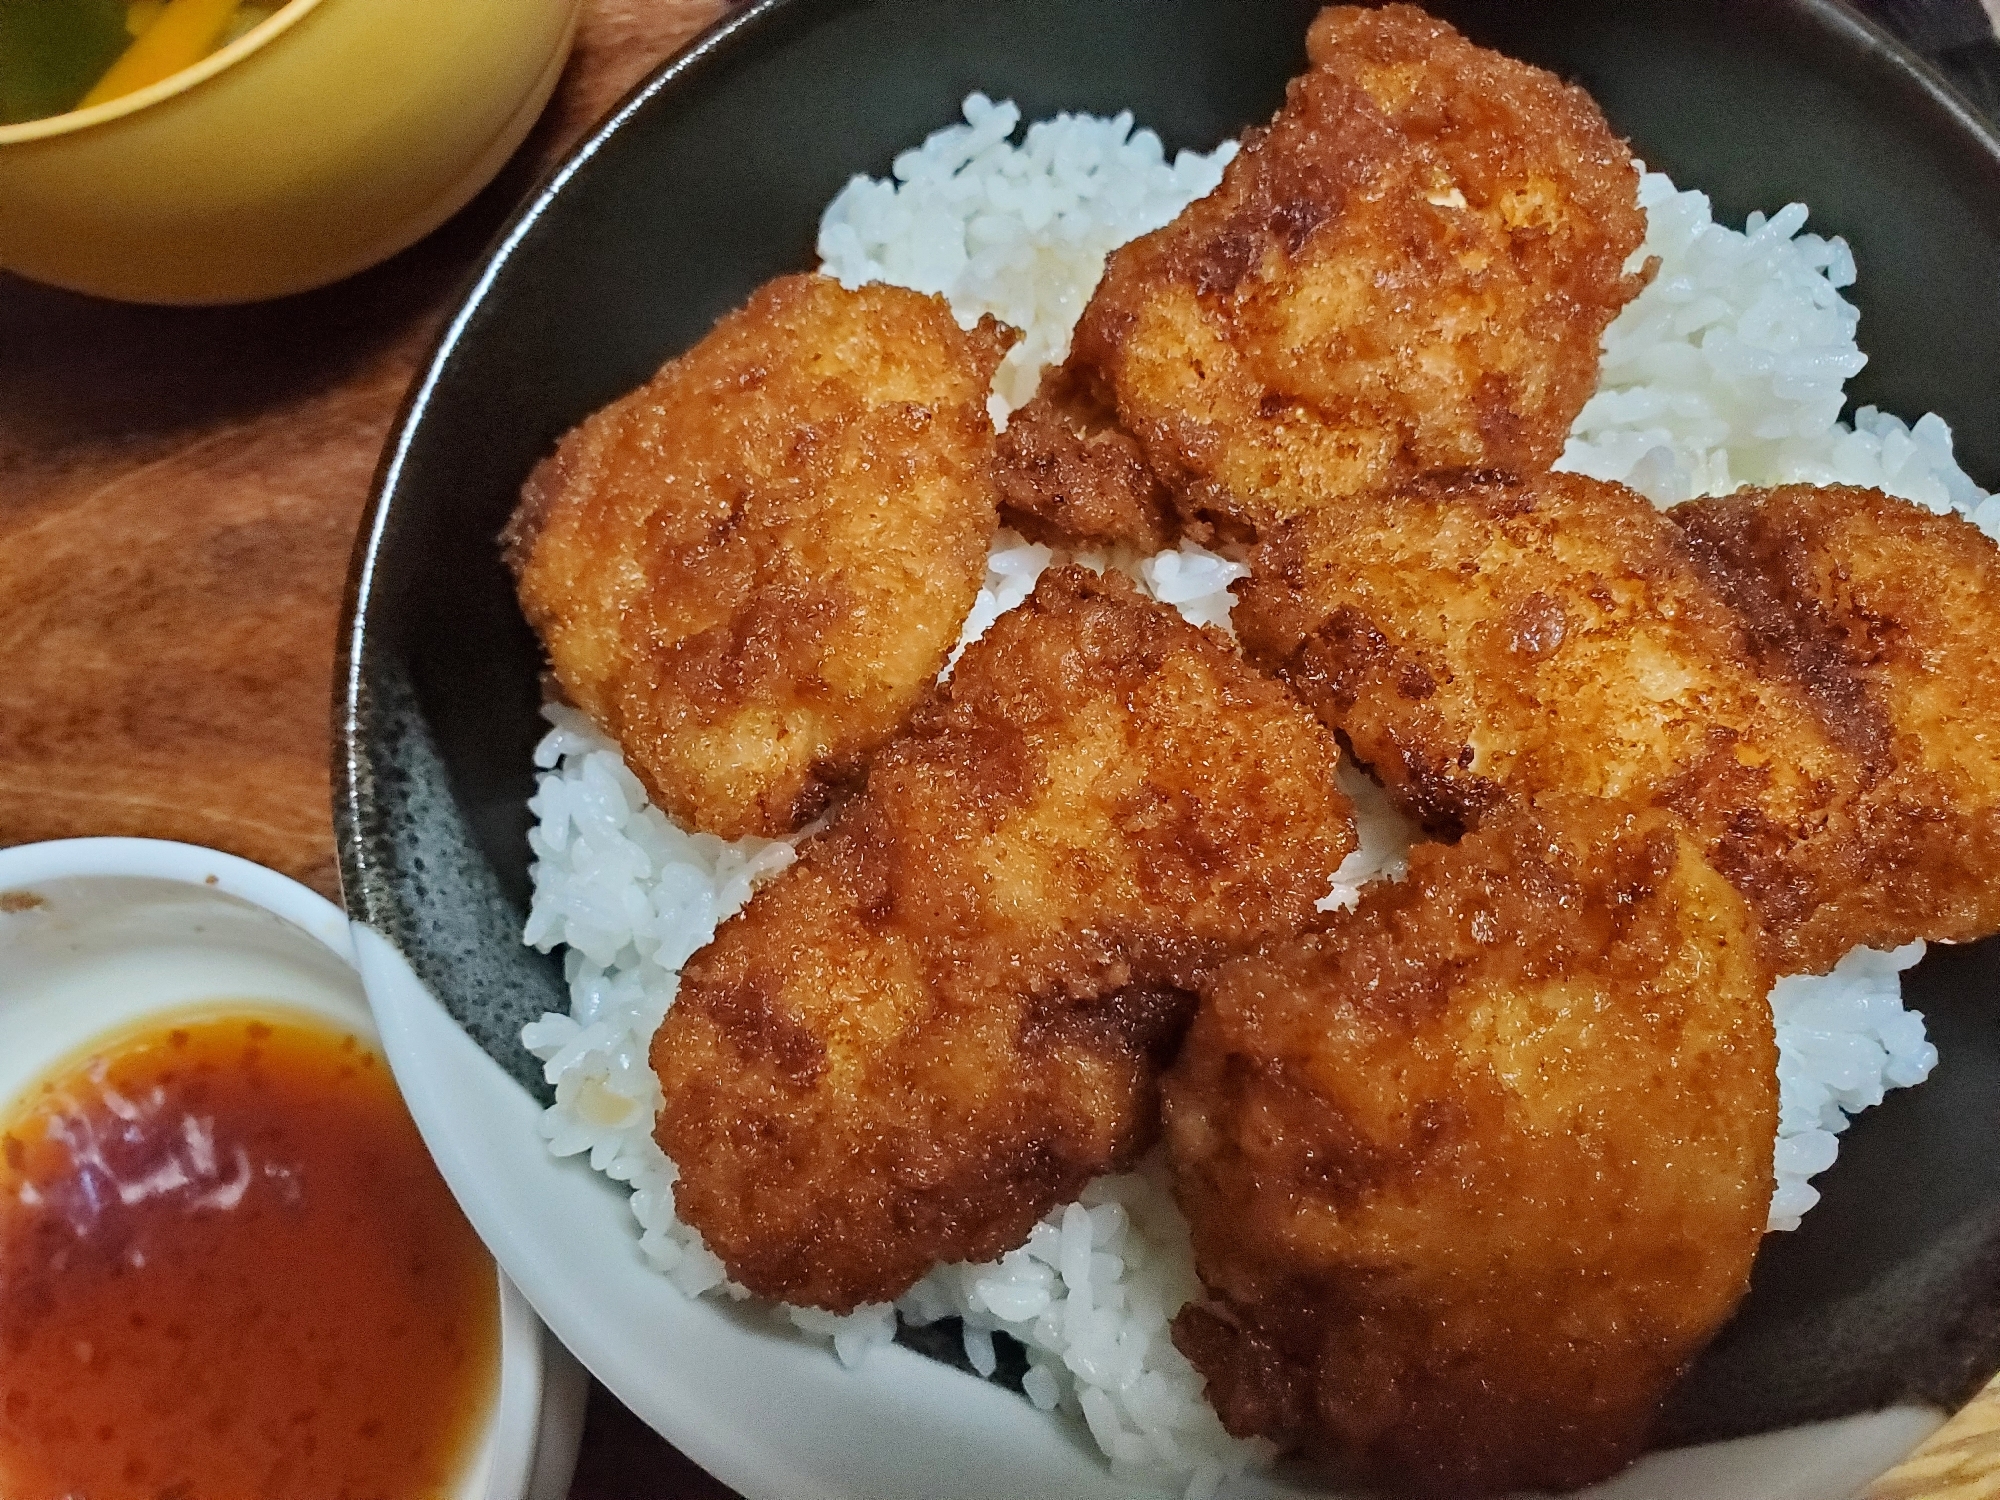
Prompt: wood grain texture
<box><xmin>1873</xmin><ymin>1381</ymin><xmax>2000</xmax><ymax>1500</ymax></box>
<box><xmin>1</xmin><ymin>1</ymin><xmax>1996</xmax><ymax>1495</ymax></box>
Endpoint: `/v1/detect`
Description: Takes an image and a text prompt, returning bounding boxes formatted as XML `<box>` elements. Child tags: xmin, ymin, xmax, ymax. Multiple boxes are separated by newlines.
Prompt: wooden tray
<box><xmin>1</xmin><ymin>2</ymin><xmax>1992</xmax><ymax>1494</ymax></box>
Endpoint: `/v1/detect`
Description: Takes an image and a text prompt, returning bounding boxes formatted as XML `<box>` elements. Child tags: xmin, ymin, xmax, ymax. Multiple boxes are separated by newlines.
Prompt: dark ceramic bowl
<box><xmin>337</xmin><ymin>1</ymin><xmax>2000</xmax><ymax>1494</ymax></box>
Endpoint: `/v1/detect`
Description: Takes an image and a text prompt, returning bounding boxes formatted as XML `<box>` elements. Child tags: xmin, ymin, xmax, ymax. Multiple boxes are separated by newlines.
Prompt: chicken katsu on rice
<box><xmin>1001</xmin><ymin>3</ymin><xmax>1648</xmax><ymax>551</ymax></box>
<box><xmin>506</xmin><ymin>273</ymin><xmax>1012</xmax><ymax>841</ymax></box>
<box><xmin>1233</xmin><ymin>467</ymin><xmax>2000</xmax><ymax>976</ymax></box>
<box><xmin>1167</xmin><ymin>796</ymin><xmax>1777</xmax><ymax>1496</ymax></box>
<box><xmin>506</xmin><ymin>4</ymin><xmax>2000</xmax><ymax>1496</ymax></box>
<box><xmin>1233</xmin><ymin>468</ymin><xmax>1873</xmax><ymax>965</ymax></box>
<box><xmin>652</xmin><ymin>567</ymin><xmax>1356</xmax><ymax>1312</ymax></box>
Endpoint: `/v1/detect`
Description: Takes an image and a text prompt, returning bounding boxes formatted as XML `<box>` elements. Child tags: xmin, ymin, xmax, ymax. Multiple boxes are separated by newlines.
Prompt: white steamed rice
<box><xmin>522</xmin><ymin>95</ymin><xmax>1980</xmax><ymax>1497</ymax></box>
<box><xmin>1558</xmin><ymin>170</ymin><xmax>2000</xmax><ymax>539</ymax></box>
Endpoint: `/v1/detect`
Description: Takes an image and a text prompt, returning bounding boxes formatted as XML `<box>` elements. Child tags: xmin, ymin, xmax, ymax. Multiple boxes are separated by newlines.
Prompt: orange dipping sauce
<box><xmin>0</xmin><ymin>1010</ymin><xmax>499</xmax><ymax>1500</ymax></box>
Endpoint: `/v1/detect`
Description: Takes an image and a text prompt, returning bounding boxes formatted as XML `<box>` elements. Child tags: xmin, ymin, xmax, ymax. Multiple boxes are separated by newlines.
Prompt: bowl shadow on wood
<box><xmin>336</xmin><ymin>0</ymin><xmax>2000</xmax><ymax>1454</ymax></box>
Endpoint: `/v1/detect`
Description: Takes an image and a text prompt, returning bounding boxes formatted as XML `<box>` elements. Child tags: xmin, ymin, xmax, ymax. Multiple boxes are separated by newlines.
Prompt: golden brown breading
<box><xmin>1233</xmin><ymin>469</ymin><xmax>1873</xmax><ymax>970</ymax></box>
<box><xmin>1165</xmin><ymin>797</ymin><xmax>1776</xmax><ymax>1497</ymax></box>
<box><xmin>1674</xmin><ymin>483</ymin><xmax>2000</xmax><ymax>968</ymax></box>
<box><xmin>993</xmin><ymin>367</ymin><xmax>1178</xmax><ymax>552</ymax></box>
<box><xmin>505</xmin><ymin>273</ymin><xmax>1012</xmax><ymax>840</ymax></box>
<box><xmin>651</xmin><ymin>567</ymin><xmax>1356</xmax><ymax>1311</ymax></box>
<box><xmin>1067</xmin><ymin>4</ymin><xmax>1647</xmax><ymax>544</ymax></box>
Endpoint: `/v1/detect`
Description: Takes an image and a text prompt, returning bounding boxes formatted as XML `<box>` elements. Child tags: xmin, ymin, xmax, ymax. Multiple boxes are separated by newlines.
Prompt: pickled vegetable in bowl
<box><xmin>0</xmin><ymin>0</ymin><xmax>291</xmax><ymax>124</ymax></box>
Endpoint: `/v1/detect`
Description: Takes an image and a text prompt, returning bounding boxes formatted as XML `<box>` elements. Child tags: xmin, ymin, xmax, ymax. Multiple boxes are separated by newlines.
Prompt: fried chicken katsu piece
<box><xmin>651</xmin><ymin>567</ymin><xmax>1356</xmax><ymax>1311</ymax></box>
<box><xmin>1166</xmin><ymin>797</ymin><xmax>1777</xmax><ymax>1496</ymax></box>
<box><xmin>1674</xmin><ymin>483</ymin><xmax>2000</xmax><ymax>967</ymax></box>
<box><xmin>505</xmin><ymin>273</ymin><xmax>1013</xmax><ymax>840</ymax></box>
<box><xmin>1233</xmin><ymin>468</ymin><xmax>1871</xmax><ymax>969</ymax></box>
<box><xmin>993</xmin><ymin>367</ymin><xmax>1178</xmax><ymax>552</ymax></box>
<box><xmin>1066</xmin><ymin>4</ymin><xmax>1646</xmax><ymax>545</ymax></box>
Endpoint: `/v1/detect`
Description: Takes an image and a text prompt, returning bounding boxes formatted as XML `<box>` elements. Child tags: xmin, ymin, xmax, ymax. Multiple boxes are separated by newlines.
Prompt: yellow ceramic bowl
<box><xmin>0</xmin><ymin>0</ymin><xmax>581</xmax><ymax>304</ymax></box>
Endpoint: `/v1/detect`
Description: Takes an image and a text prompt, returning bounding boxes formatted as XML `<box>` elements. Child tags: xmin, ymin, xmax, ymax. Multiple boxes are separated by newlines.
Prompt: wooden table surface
<box><xmin>3</xmin><ymin>3</ymin><xmax>1998</xmax><ymax>1496</ymax></box>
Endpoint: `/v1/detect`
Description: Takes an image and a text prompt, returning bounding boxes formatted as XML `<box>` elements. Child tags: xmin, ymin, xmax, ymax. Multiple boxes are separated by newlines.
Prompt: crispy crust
<box><xmin>1166</xmin><ymin>796</ymin><xmax>1776</xmax><ymax>1495</ymax></box>
<box><xmin>1674</xmin><ymin>483</ymin><xmax>2000</xmax><ymax>969</ymax></box>
<box><xmin>652</xmin><ymin>567</ymin><xmax>1356</xmax><ymax>1311</ymax></box>
<box><xmin>1236</xmin><ymin>468</ymin><xmax>2000</xmax><ymax>975</ymax></box>
<box><xmin>1070</xmin><ymin>4</ymin><xmax>1647</xmax><ymax>543</ymax></box>
<box><xmin>1234</xmin><ymin>468</ymin><xmax>1877</xmax><ymax>969</ymax></box>
<box><xmin>993</xmin><ymin>366</ymin><xmax>1179</xmax><ymax>552</ymax></box>
<box><xmin>507</xmin><ymin>272</ymin><xmax>1013</xmax><ymax>840</ymax></box>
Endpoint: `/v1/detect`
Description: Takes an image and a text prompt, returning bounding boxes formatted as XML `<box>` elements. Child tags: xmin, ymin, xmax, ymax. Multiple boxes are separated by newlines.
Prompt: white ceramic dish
<box><xmin>0</xmin><ymin>838</ymin><xmax>589</xmax><ymax>1500</ymax></box>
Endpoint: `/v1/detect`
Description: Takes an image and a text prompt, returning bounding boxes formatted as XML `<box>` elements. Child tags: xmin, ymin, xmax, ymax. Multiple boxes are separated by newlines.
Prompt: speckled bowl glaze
<box><xmin>336</xmin><ymin>1</ymin><xmax>2000</xmax><ymax>1496</ymax></box>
